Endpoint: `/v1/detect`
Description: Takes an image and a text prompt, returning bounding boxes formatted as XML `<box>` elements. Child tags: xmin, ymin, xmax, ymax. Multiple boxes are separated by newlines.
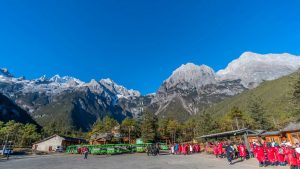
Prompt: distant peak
<box><xmin>163</xmin><ymin>62</ymin><xmax>216</xmax><ymax>89</ymax></box>
<box><xmin>0</xmin><ymin>68</ymin><xmax>14</xmax><ymax>77</ymax></box>
<box><xmin>174</xmin><ymin>63</ymin><xmax>214</xmax><ymax>73</ymax></box>
<box><xmin>100</xmin><ymin>78</ymin><xmax>114</xmax><ymax>84</ymax></box>
<box><xmin>217</xmin><ymin>51</ymin><xmax>300</xmax><ymax>88</ymax></box>
<box><xmin>239</xmin><ymin>51</ymin><xmax>297</xmax><ymax>59</ymax></box>
<box><xmin>39</xmin><ymin>75</ymin><xmax>47</xmax><ymax>80</ymax></box>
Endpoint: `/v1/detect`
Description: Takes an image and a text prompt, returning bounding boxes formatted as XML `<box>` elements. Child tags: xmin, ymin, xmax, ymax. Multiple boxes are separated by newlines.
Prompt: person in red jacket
<box><xmin>213</xmin><ymin>143</ymin><xmax>219</xmax><ymax>158</ymax></box>
<box><xmin>185</xmin><ymin>144</ymin><xmax>190</xmax><ymax>155</ymax></box>
<box><xmin>286</xmin><ymin>145</ymin><xmax>298</xmax><ymax>169</ymax></box>
<box><xmin>238</xmin><ymin>143</ymin><xmax>247</xmax><ymax>161</ymax></box>
<box><xmin>181</xmin><ymin>144</ymin><xmax>187</xmax><ymax>155</ymax></box>
<box><xmin>218</xmin><ymin>142</ymin><xmax>224</xmax><ymax>158</ymax></box>
<box><xmin>266</xmin><ymin>144</ymin><xmax>277</xmax><ymax>166</ymax></box>
<box><xmin>256</xmin><ymin>144</ymin><xmax>266</xmax><ymax>167</ymax></box>
<box><xmin>275</xmin><ymin>144</ymin><xmax>286</xmax><ymax>166</ymax></box>
<box><xmin>178</xmin><ymin>144</ymin><xmax>182</xmax><ymax>155</ymax></box>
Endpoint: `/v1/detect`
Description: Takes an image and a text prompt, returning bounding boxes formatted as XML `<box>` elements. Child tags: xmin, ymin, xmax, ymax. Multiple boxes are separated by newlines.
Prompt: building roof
<box><xmin>260</xmin><ymin>131</ymin><xmax>281</xmax><ymax>136</ymax></box>
<box><xmin>282</xmin><ymin>122</ymin><xmax>300</xmax><ymax>132</ymax></box>
<box><xmin>90</xmin><ymin>133</ymin><xmax>113</xmax><ymax>141</ymax></box>
<box><xmin>199</xmin><ymin>128</ymin><xmax>258</xmax><ymax>139</ymax></box>
<box><xmin>33</xmin><ymin>134</ymin><xmax>86</xmax><ymax>144</ymax></box>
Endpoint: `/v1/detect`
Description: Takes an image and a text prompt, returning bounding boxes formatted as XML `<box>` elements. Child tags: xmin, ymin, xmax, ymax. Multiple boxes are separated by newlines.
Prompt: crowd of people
<box><xmin>169</xmin><ymin>143</ymin><xmax>201</xmax><ymax>155</ymax></box>
<box><xmin>206</xmin><ymin>141</ymin><xmax>300</xmax><ymax>168</ymax></box>
<box><xmin>251</xmin><ymin>141</ymin><xmax>300</xmax><ymax>168</ymax></box>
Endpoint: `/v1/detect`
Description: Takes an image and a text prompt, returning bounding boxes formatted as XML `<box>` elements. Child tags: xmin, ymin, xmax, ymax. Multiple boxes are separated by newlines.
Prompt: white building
<box><xmin>32</xmin><ymin>134</ymin><xmax>86</xmax><ymax>152</ymax></box>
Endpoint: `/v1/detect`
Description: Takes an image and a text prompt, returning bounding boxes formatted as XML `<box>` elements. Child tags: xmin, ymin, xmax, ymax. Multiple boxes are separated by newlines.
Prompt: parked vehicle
<box><xmin>54</xmin><ymin>146</ymin><xmax>64</xmax><ymax>152</ymax></box>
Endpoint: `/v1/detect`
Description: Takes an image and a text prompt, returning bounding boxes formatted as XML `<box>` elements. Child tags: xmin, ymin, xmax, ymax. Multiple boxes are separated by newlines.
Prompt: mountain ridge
<box><xmin>1</xmin><ymin>51</ymin><xmax>300</xmax><ymax>130</ymax></box>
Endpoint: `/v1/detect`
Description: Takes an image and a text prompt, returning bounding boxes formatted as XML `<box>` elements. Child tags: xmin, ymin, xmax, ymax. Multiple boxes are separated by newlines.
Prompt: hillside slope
<box><xmin>204</xmin><ymin>70</ymin><xmax>299</xmax><ymax>127</ymax></box>
<box><xmin>0</xmin><ymin>93</ymin><xmax>38</xmax><ymax>125</ymax></box>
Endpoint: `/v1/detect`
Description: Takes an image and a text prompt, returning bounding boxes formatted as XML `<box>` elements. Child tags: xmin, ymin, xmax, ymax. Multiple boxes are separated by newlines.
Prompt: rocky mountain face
<box><xmin>1</xmin><ymin>52</ymin><xmax>300</xmax><ymax>129</ymax></box>
<box><xmin>0</xmin><ymin>73</ymin><xmax>148</xmax><ymax>131</ymax></box>
<box><xmin>148</xmin><ymin>52</ymin><xmax>300</xmax><ymax>120</ymax></box>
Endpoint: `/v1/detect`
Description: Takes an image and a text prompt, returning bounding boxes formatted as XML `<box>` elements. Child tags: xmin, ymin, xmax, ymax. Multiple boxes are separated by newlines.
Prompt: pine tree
<box><xmin>141</xmin><ymin>111</ymin><xmax>158</xmax><ymax>142</ymax></box>
<box><xmin>158</xmin><ymin>118</ymin><xmax>169</xmax><ymax>139</ymax></box>
<box><xmin>247</xmin><ymin>95</ymin><xmax>272</xmax><ymax>130</ymax></box>
<box><xmin>166</xmin><ymin>119</ymin><xmax>180</xmax><ymax>143</ymax></box>
<box><xmin>121</xmin><ymin>117</ymin><xmax>137</xmax><ymax>143</ymax></box>
<box><xmin>196</xmin><ymin>111</ymin><xmax>218</xmax><ymax>135</ymax></box>
<box><xmin>227</xmin><ymin>106</ymin><xmax>254</xmax><ymax>130</ymax></box>
<box><xmin>182</xmin><ymin>118</ymin><xmax>196</xmax><ymax>141</ymax></box>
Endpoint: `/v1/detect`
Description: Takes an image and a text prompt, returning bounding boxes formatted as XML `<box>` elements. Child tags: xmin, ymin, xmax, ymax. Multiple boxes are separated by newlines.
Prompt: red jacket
<box><xmin>256</xmin><ymin>146</ymin><xmax>265</xmax><ymax>162</ymax></box>
<box><xmin>296</xmin><ymin>151</ymin><xmax>300</xmax><ymax>166</ymax></box>
<box><xmin>178</xmin><ymin>145</ymin><xmax>182</xmax><ymax>153</ymax></box>
<box><xmin>218</xmin><ymin>143</ymin><xmax>223</xmax><ymax>155</ymax></box>
<box><xmin>275</xmin><ymin>146</ymin><xmax>285</xmax><ymax>163</ymax></box>
<box><xmin>284</xmin><ymin>147</ymin><xmax>289</xmax><ymax>162</ymax></box>
<box><xmin>238</xmin><ymin>144</ymin><xmax>247</xmax><ymax>157</ymax></box>
<box><xmin>213</xmin><ymin>145</ymin><xmax>218</xmax><ymax>155</ymax></box>
<box><xmin>198</xmin><ymin>144</ymin><xmax>201</xmax><ymax>152</ymax></box>
<box><xmin>287</xmin><ymin>148</ymin><xmax>298</xmax><ymax>166</ymax></box>
<box><xmin>182</xmin><ymin>145</ymin><xmax>187</xmax><ymax>154</ymax></box>
<box><xmin>266</xmin><ymin>147</ymin><xmax>277</xmax><ymax>163</ymax></box>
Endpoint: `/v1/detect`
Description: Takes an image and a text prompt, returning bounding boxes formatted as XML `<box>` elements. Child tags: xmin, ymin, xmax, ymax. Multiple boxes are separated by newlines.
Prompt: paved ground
<box><xmin>0</xmin><ymin>153</ymin><xmax>288</xmax><ymax>169</ymax></box>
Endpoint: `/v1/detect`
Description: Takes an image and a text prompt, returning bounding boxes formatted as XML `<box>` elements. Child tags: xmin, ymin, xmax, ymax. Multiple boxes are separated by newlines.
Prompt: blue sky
<box><xmin>1</xmin><ymin>0</ymin><xmax>300</xmax><ymax>94</ymax></box>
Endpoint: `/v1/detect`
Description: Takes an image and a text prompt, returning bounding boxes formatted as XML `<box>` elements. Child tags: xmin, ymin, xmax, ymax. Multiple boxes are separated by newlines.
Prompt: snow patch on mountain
<box><xmin>99</xmin><ymin>78</ymin><xmax>141</xmax><ymax>98</ymax></box>
<box><xmin>217</xmin><ymin>52</ymin><xmax>300</xmax><ymax>88</ymax></box>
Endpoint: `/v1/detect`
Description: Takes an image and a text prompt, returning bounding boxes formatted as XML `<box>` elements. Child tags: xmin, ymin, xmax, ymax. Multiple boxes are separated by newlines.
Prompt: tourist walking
<box><xmin>218</xmin><ymin>142</ymin><xmax>224</xmax><ymax>158</ymax></box>
<box><xmin>83</xmin><ymin>147</ymin><xmax>89</xmax><ymax>159</ymax></box>
<box><xmin>213</xmin><ymin>143</ymin><xmax>218</xmax><ymax>158</ymax></box>
<box><xmin>255</xmin><ymin>144</ymin><xmax>266</xmax><ymax>167</ymax></box>
<box><xmin>238</xmin><ymin>143</ymin><xmax>247</xmax><ymax>161</ymax></box>
<box><xmin>225</xmin><ymin>143</ymin><xmax>234</xmax><ymax>165</ymax></box>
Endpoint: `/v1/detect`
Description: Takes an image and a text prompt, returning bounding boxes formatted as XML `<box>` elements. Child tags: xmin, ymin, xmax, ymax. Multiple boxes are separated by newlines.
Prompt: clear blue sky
<box><xmin>1</xmin><ymin>0</ymin><xmax>300</xmax><ymax>94</ymax></box>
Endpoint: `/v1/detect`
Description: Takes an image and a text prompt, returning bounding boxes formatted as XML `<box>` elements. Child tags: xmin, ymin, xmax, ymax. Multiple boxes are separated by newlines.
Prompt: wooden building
<box><xmin>247</xmin><ymin>131</ymin><xmax>282</xmax><ymax>144</ymax></box>
<box><xmin>282</xmin><ymin>122</ymin><xmax>300</xmax><ymax>145</ymax></box>
<box><xmin>89</xmin><ymin>133</ymin><xmax>113</xmax><ymax>145</ymax></box>
<box><xmin>32</xmin><ymin>135</ymin><xmax>86</xmax><ymax>152</ymax></box>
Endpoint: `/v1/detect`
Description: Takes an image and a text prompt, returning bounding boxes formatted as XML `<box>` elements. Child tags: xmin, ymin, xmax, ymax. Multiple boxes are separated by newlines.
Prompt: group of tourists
<box><xmin>251</xmin><ymin>141</ymin><xmax>300</xmax><ymax>168</ymax></box>
<box><xmin>206</xmin><ymin>141</ymin><xmax>300</xmax><ymax>168</ymax></box>
<box><xmin>209</xmin><ymin>142</ymin><xmax>248</xmax><ymax>165</ymax></box>
<box><xmin>170</xmin><ymin>143</ymin><xmax>201</xmax><ymax>155</ymax></box>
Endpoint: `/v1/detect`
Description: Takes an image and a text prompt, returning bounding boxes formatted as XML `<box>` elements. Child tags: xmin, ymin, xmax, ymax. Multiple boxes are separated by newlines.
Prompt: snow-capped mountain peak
<box><xmin>217</xmin><ymin>52</ymin><xmax>300</xmax><ymax>88</ymax></box>
<box><xmin>48</xmin><ymin>75</ymin><xmax>84</xmax><ymax>86</ymax></box>
<box><xmin>35</xmin><ymin>75</ymin><xmax>47</xmax><ymax>82</ymax></box>
<box><xmin>100</xmin><ymin>78</ymin><xmax>141</xmax><ymax>98</ymax></box>
<box><xmin>49</xmin><ymin>74</ymin><xmax>62</xmax><ymax>83</ymax></box>
<box><xmin>164</xmin><ymin>63</ymin><xmax>216</xmax><ymax>89</ymax></box>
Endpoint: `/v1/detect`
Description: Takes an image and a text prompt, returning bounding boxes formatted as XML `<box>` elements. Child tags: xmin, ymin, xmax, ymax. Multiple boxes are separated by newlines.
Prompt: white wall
<box><xmin>34</xmin><ymin>136</ymin><xmax>64</xmax><ymax>152</ymax></box>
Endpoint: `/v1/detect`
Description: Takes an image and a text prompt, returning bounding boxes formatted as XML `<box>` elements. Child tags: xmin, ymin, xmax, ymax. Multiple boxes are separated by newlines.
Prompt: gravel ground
<box><xmin>0</xmin><ymin>153</ymin><xmax>288</xmax><ymax>169</ymax></box>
